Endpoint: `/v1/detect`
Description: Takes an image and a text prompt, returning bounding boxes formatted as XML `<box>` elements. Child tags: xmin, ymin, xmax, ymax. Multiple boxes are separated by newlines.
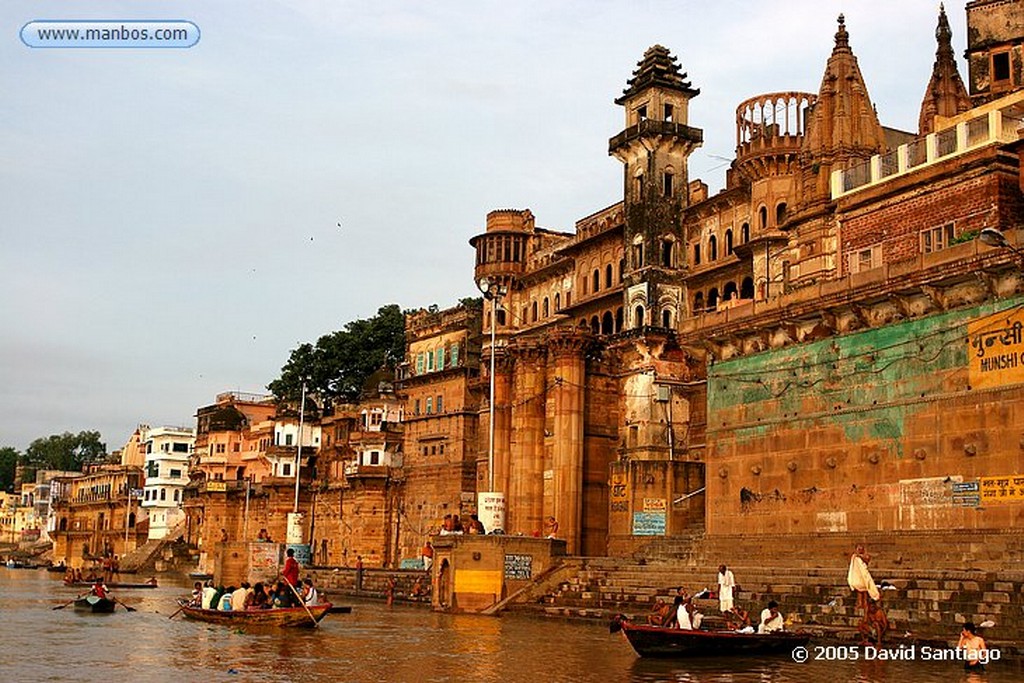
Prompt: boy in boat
<box><xmin>90</xmin><ymin>579</ymin><xmax>108</xmax><ymax>599</ymax></box>
<box><xmin>675</xmin><ymin>590</ymin><xmax>703</xmax><ymax>630</ymax></box>
<box><xmin>301</xmin><ymin>578</ymin><xmax>320</xmax><ymax>606</ymax></box>
<box><xmin>758</xmin><ymin>600</ymin><xmax>784</xmax><ymax>633</ymax></box>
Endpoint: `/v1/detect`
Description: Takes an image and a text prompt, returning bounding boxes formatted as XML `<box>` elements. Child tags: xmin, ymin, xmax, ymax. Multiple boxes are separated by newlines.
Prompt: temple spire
<box><xmin>918</xmin><ymin>3</ymin><xmax>971</xmax><ymax>134</ymax></box>
<box><xmin>800</xmin><ymin>14</ymin><xmax>887</xmax><ymax>203</ymax></box>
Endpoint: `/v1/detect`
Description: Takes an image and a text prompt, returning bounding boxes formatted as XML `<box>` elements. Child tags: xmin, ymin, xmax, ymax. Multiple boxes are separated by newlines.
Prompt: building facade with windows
<box><xmin>139</xmin><ymin>425</ymin><xmax>194</xmax><ymax>540</ymax></box>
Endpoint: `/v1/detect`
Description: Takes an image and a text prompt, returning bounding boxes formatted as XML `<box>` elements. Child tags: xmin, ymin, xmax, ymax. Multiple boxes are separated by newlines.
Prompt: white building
<box><xmin>141</xmin><ymin>425</ymin><xmax>194</xmax><ymax>540</ymax></box>
<box><xmin>266</xmin><ymin>417</ymin><xmax>321</xmax><ymax>479</ymax></box>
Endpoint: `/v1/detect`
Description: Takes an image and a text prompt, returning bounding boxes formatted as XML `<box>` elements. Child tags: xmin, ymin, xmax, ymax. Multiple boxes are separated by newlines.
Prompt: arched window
<box><xmin>708</xmin><ymin>288</ymin><xmax>720</xmax><ymax>310</ymax></box>
<box><xmin>741</xmin><ymin>222</ymin><xmax>750</xmax><ymax>243</ymax></box>
<box><xmin>593</xmin><ymin>269</ymin><xmax>600</xmax><ymax>292</ymax></box>
<box><xmin>725</xmin><ymin>229</ymin><xmax>734</xmax><ymax>255</ymax></box>
<box><xmin>661</xmin><ymin>239</ymin><xmax>674</xmax><ymax>267</ymax></box>
<box><xmin>693</xmin><ymin>292</ymin><xmax>705</xmax><ymax>314</ymax></box>
<box><xmin>554</xmin><ymin>292</ymin><xmax>561</xmax><ymax>310</ymax></box>
<box><xmin>709</xmin><ymin>235</ymin><xmax>718</xmax><ymax>261</ymax></box>
<box><xmin>581</xmin><ymin>275</ymin><xmax>588</xmax><ymax>295</ymax></box>
<box><xmin>740</xmin><ymin>277</ymin><xmax>754</xmax><ymax>299</ymax></box>
<box><xmin>693</xmin><ymin>243</ymin><xmax>701</xmax><ymax>265</ymax></box>
<box><xmin>759</xmin><ymin>206</ymin><xmax>768</xmax><ymax>230</ymax></box>
<box><xmin>615</xmin><ymin>307</ymin><xmax>624</xmax><ymax>332</ymax></box>
<box><xmin>635</xmin><ymin>305</ymin><xmax>645</xmax><ymax>327</ymax></box>
<box><xmin>776</xmin><ymin>202</ymin><xmax>787</xmax><ymax>225</ymax></box>
<box><xmin>579</xmin><ymin>319</ymin><xmax>587</xmax><ymax>328</ymax></box>
<box><xmin>59</xmin><ymin>517</ymin><xmax>67</xmax><ymax>531</ymax></box>
<box><xmin>590</xmin><ymin>316</ymin><xmax>600</xmax><ymax>334</ymax></box>
<box><xmin>532</xmin><ymin>301</ymin><xmax>538</xmax><ymax>322</ymax></box>
<box><xmin>633</xmin><ymin>241</ymin><xmax>644</xmax><ymax>269</ymax></box>
<box><xmin>543</xmin><ymin>297</ymin><xmax>549</xmax><ymax>318</ymax></box>
<box><xmin>602</xmin><ymin>311</ymin><xmax>614</xmax><ymax>334</ymax></box>
<box><xmin>724</xmin><ymin>281</ymin><xmax>738</xmax><ymax>301</ymax></box>
<box><xmin>496</xmin><ymin>308</ymin><xmax>506</xmax><ymax>325</ymax></box>
<box><xmin>662</xmin><ymin>310</ymin><xmax>672</xmax><ymax>328</ymax></box>
<box><xmin>521</xmin><ymin>307</ymin><xmax>528</xmax><ymax>325</ymax></box>
<box><xmin>605</xmin><ymin>264</ymin><xmax>613</xmax><ymax>288</ymax></box>
<box><xmin>619</xmin><ymin>258</ymin><xmax>625</xmax><ymax>282</ymax></box>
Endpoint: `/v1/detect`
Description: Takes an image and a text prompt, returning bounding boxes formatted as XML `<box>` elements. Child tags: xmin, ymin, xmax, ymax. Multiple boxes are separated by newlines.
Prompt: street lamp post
<box><xmin>287</xmin><ymin>381</ymin><xmax>307</xmax><ymax>547</ymax></box>
<box><xmin>477</xmin><ymin>276</ymin><xmax>507</xmax><ymax>531</ymax></box>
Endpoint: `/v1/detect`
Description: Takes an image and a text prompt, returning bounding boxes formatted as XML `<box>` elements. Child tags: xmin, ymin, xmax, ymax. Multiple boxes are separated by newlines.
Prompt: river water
<box><xmin>1</xmin><ymin>567</ymin><xmax>1017</xmax><ymax>682</ymax></box>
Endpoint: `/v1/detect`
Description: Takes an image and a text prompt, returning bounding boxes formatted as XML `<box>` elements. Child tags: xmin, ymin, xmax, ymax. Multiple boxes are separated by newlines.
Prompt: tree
<box><xmin>0</xmin><ymin>446</ymin><xmax>20</xmax><ymax>493</ymax></box>
<box><xmin>24</xmin><ymin>431</ymin><xmax>107</xmax><ymax>473</ymax></box>
<box><xmin>268</xmin><ymin>304</ymin><xmax>406</xmax><ymax>406</ymax></box>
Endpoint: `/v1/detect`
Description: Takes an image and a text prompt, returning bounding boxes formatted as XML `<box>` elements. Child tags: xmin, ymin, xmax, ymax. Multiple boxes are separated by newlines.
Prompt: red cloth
<box><xmin>283</xmin><ymin>557</ymin><xmax>299</xmax><ymax>586</ymax></box>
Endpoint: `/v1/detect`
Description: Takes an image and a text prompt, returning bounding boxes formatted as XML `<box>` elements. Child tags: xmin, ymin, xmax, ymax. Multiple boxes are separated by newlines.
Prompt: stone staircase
<box><xmin>506</xmin><ymin>529</ymin><xmax>1024</xmax><ymax>645</ymax></box>
<box><xmin>119</xmin><ymin>520</ymin><xmax>196</xmax><ymax>575</ymax></box>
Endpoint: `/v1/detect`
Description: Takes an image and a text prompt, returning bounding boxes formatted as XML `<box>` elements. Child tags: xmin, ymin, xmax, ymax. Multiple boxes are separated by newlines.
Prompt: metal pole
<box><xmin>243</xmin><ymin>476</ymin><xmax>251</xmax><ymax>540</ymax></box>
<box><xmin>124</xmin><ymin>475</ymin><xmax>130</xmax><ymax>548</ymax></box>
<box><xmin>488</xmin><ymin>296</ymin><xmax>497</xmax><ymax>492</ymax></box>
<box><xmin>293</xmin><ymin>381</ymin><xmax>306</xmax><ymax>513</ymax></box>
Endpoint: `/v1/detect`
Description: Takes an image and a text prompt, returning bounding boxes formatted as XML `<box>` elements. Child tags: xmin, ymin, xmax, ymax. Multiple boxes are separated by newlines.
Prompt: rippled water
<box><xmin>1</xmin><ymin>568</ymin><xmax>1017</xmax><ymax>682</ymax></box>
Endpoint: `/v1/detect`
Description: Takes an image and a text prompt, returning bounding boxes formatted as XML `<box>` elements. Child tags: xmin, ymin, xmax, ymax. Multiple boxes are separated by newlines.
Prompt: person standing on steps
<box><xmin>717</xmin><ymin>564</ymin><xmax>736</xmax><ymax>613</ymax></box>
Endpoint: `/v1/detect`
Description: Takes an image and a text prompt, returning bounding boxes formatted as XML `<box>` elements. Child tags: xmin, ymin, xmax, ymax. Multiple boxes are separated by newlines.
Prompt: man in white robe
<box><xmin>718</xmin><ymin>564</ymin><xmax>736</xmax><ymax>612</ymax></box>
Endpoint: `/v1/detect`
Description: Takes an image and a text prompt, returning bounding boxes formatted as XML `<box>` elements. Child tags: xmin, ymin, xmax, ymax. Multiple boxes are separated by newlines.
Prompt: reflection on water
<box><xmin>0</xmin><ymin>568</ymin><xmax>1018</xmax><ymax>682</ymax></box>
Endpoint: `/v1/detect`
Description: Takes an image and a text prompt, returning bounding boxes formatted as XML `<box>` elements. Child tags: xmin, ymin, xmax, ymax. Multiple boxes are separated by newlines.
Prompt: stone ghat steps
<box><xmin>536</xmin><ymin>560</ymin><xmax>1024</xmax><ymax>637</ymax></box>
<box><xmin>637</xmin><ymin>530</ymin><xmax>1024</xmax><ymax>573</ymax></box>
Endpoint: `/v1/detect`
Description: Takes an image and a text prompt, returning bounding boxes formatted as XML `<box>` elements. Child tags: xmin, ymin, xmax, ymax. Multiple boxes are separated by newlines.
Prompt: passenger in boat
<box><xmin>724</xmin><ymin>606</ymin><xmax>751</xmax><ymax>630</ymax></box>
<box><xmin>200</xmin><ymin>580</ymin><xmax>217</xmax><ymax>609</ymax></box>
<box><xmin>219</xmin><ymin>586</ymin><xmax>236</xmax><ymax>610</ymax></box>
<box><xmin>245</xmin><ymin>582</ymin><xmax>268</xmax><ymax>609</ymax></box>
<box><xmin>646</xmin><ymin>598</ymin><xmax>672</xmax><ymax>626</ymax></box>
<box><xmin>675</xmin><ymin>591</ymin><xmax>702</xmax><ymax>630</ymax></box>
<box><xmin>190</xmin><ymin>581</ymin><xmax>203</xmax><ymax>606</ymax></box>
<box><xmin>90</xmin><ymin>580</ymin><xmax>108</xmax><ymax>599</ymax></box>
<box><xmin>717</xmin><ymin>564</ymin><xmax>736</xmax><ymax>613</ymax></box>
<box><xmin>282</xmin><ymin>548</ymin><xmax>300</xmax><ymax>587</ymax></box>
<box><xmin>64</xmin><ymin>567</ymin><xmax>75</xmax><ymax>583</ymax></box>
<box><xmin>758</xmin><ymin>600</ymin><xmax>784</xmax><ymax>633</ymax></box>
<box><xmin>231</xmin><ymin>582</ymin><xmax>251</xmax><ymax>611</ymax></box>
<box><xmin>301</xmin><ymin>578</ymin><xmax>320</xmax><ymax>606</ymax></box>
<box><xmin>271</xmin><ymin>581</ymin><xmax>294</xmax><ymax>608</ymax></box>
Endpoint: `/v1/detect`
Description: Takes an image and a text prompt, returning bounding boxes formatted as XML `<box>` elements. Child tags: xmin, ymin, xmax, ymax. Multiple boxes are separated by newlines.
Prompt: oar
<box><xmin>167</xmin><ymin>602</ymin><xmax>188</xmax><ymax>619</ymax></box>
<box><xmin>111</xmin><ymin>596</ymin><xmax>136</xmax><ymax>612</ymax></box>
<box><xmin>52</xmin><ymin>594</ymin><xmax>85</xmax><ymax>610</ymax></box>
<box><xmin>281</xmin><ymin>577</ymin><xmax>319</xmax><ymax>628</ymax></box>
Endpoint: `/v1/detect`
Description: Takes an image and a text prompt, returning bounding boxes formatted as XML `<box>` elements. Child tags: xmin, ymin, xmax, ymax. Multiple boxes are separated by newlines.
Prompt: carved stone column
<box><xmin>546</xmin><ymin>329</ymin><xmax>592</xmax><ymax>555</ymax></box>
<box><xmin>508</xmin><ymin>341</ymin><xmax>546</xmax><ymax>536</ymax></box>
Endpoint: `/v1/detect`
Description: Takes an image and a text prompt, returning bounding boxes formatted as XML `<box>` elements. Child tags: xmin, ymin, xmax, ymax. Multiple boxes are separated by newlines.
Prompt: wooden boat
<box><xmin>65</xmin><ymin>579</ymin><xmax>158</xmax><ymax>589</ymax></box>
<box><xmin>73</xmin><ymin>596</ymin><xmax>117</xmax><ymax>614</ymax></box>
<box><xmin>177</xmin><ymin>601</ymin><xmax>332</xmax><ymax>628</ymax></box>
<box><xmin>610</xmin><ymin>616</ymin><xmax>810</xmax><ymax>658</ymax></box>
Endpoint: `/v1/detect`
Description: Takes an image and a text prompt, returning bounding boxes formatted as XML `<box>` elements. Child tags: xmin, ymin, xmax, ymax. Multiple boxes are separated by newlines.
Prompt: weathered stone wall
<box><xmin>706</xmin><ymin>296</ymin><xmax>1024</xmax><ymax>536</ymax></box>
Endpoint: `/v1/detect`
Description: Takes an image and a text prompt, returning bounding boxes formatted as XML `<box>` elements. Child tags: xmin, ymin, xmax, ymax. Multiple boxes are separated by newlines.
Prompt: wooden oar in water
<box><xmin>52</xmin><ymin>594</ymin><xmax>86</xmax><ymax>610</ymax></box>
<box><xmin>111</xmin><ymin>595</ymin><xmax>136</xmax><ymax>612</ymax></box>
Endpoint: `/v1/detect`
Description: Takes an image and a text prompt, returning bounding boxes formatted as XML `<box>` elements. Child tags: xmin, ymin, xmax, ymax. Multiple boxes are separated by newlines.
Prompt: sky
<box><xmin>0</xmin><ymin>1</ymin><xmax>970</xmax><ymax>452</ymax></box>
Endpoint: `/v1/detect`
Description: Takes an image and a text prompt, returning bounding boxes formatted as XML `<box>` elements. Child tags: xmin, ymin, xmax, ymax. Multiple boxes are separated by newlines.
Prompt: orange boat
<box><xmin>177</xmin><ymin>601</ymin><xmax>331</xmax><ymax>628</ymax></box>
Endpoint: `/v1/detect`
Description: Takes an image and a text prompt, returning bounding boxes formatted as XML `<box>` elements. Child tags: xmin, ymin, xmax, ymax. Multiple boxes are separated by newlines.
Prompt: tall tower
<box><xmin>609</xmin><ymin>45</ymin><xmax>703</xmax><ymax>331</ymax></box>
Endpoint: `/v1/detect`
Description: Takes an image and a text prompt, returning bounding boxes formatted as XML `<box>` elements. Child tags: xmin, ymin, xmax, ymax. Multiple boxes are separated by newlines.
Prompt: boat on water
<box><xmin>177</xmin><ymin>600</ymin><xmax>332</xmax><ymax>628</ymax></box>
<box><xmin>64</xmin><ymin>579</ymin><xmax>158</xmax><ymax>589</ymax></box>
<box><xmin>610</xmin><ymin>616</ymin><xmax>811</xmax><ymax>658</ymax></box>
<box><xmin>73</xmin><ymin>596</ymin><xmax>117</xmax><ymax>614</ymax></box>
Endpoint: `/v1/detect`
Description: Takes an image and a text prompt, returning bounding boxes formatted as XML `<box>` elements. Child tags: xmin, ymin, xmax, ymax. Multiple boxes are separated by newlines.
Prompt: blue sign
<box><xmin>632</xmin><ymin>512</ymin><xmax>666</xmax><ymax>536</ymax></box>
<box><xmin>952</xmin><ymin>481</ymin><xmax>980</xmax><ymax>493</ymax></box>
<box><xmin>286</xmin><ymin>544</ymin><xmax>311</xmax><ymax>566</ymax></box>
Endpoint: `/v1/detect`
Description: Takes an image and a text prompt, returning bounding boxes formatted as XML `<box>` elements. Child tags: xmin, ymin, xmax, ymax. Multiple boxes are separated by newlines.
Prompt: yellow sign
<box><xmin>643</xmin><ymin>497</ymin><xmax>666</xmax><ymax>512</ymax></box>
<box><xmin>980</xmin><ymin>475</ymin><xmax>1024</xmax><ymax>504</ymax></box>
<box><xmin>968</xmin><ymin>309</ymin><xmax>1024</xmax><ymax>389</ymax></box>
<box><xmin>206</xmin><ymin>481</ymin><xmax>226</xmax><ymax>492</ymax></box>
<box><xmin>454</xmin><ymin>569</ymin><xmax>502</xmax><ymax>594</ymax></box>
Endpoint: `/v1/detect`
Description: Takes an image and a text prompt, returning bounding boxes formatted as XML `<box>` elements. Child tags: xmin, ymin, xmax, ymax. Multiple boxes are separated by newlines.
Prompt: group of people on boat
<box><xmin>190</xmin><ymin>559</ymin><xmax>320</xmax><ymax>613</ymax></box>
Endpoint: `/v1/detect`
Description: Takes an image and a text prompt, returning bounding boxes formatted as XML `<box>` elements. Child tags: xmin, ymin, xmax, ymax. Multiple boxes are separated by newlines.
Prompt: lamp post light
<box><xmin>477</xmin><ymin>275</ymin><xmax>508</xmax><ymax>532</ymax></box>
<box><xmin>979</xmin><ymin>227</ymin><xmax>1024</xmax><ymax>267</ymax></box>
